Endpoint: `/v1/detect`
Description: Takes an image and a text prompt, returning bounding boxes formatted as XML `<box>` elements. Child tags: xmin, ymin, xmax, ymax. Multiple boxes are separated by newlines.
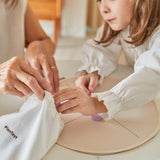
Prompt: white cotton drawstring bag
<box><xmin>0</xmin><ymin>91</ymin><xmax>64</xmax><ymax>160</ymax></box>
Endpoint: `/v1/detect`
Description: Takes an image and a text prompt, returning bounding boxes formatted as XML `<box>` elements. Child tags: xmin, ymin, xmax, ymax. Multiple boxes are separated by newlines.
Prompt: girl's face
<box><xmin>98</xmin><ymin>0</ymin><xmax>133</xmax><ymax>31</ymax></box>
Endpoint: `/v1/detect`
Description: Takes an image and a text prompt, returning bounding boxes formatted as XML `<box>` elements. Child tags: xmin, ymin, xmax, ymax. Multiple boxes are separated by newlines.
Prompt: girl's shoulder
<box><xmin>149</xmin><ymin>25</ymin><xmax>160</xmax><ymax>40</ymax></box>
<box><xmin>147</xmin><ymin>25</ymin><xmax>160</xmax><ymax>48</ymax></box>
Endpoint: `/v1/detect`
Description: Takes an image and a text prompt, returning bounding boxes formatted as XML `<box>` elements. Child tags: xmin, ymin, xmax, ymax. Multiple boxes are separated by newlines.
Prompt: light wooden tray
<box><xmin>57</xmin><ymin>77</ymin><xmax>160</xmax><ymax>154</ymax></box>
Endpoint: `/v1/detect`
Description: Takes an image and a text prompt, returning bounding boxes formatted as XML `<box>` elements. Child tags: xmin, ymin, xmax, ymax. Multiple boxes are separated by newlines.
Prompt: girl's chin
<box><xmin>109</xmin><ymin>24</ymin><xmax>128</xmax><ymax>31</ymax></box>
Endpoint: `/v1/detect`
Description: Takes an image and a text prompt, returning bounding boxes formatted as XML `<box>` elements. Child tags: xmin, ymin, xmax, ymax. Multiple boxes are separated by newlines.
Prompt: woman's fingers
<box><xmin>0</xmin><ymin>57</ymin><xmax>53</xmax><ymax>100</ymax></box>
<box><xmin>16</xmin><ymin>70</ymin><xmax>45</xmax><ymax>100</ymax></box>
<box><xmin>49</xmin><ymin>57</ymin><xmax>59</xmax><ymax>93</ymax></box>
<box><xmin>42</xmin><ymin>59</ymin><xmax>59</xmax><ymax>94</ymax></box>
<box><xmin>20</xmin><ymin>59</ymin><xmax>50</xmax><ymax>93</ymax></box>
<box><xmin>52</xmin><ymin>65</ymin><xmax>59</xmax><ymax>92</ymax></box>
<box><xmin>24</xmin><ymin>38</ymin><xmax>59</xmax><ymax>95</ymax></box>
<box><xmin>31</xmin><ymin>61</ymin><xmax>43</xmax><ymax>77</ymax></box>
<box><xmin>11</xmin><ymin>79</ymin><xmax>32</xmax><ymax>96</ymax></box>
<box><xmin>2</xmin><ymin>83</ymin><xmax>25</xmax><ymax>97</ymax></box>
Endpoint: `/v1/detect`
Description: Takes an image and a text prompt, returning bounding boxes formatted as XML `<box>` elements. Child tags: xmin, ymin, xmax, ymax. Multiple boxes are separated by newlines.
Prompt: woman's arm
<box><xmin>24</xmin><ymin>4</ymin><xmax>59</xmax><ymax>94</ymax></box>
<box><xmin>24</xmin><ymin>4</ymin><xmax>49</xmax><ymax>44</ymax></box>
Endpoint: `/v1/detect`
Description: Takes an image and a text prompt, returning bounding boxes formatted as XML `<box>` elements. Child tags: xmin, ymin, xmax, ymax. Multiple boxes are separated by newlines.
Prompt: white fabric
<box><xmin>0</xmin><ymin>0</ymin><xmax>26</xmax><ymax>63</ymax></box>
<box><xmin>78</xmin><ymin>24</ymin><xmax>160</xmax><ymax>119</ymax></box>
<box><xmin>0</xmin><ymin>91</ymin><xmax>64</xmax><ymax>160</ymax></box>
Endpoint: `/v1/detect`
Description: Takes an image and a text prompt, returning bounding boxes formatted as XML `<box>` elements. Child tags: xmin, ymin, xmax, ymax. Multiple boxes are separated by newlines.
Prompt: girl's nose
<box><xmin>101</xmin><ymin>1</ymin><xmax>110</xmax><ymax>14</ymax></box>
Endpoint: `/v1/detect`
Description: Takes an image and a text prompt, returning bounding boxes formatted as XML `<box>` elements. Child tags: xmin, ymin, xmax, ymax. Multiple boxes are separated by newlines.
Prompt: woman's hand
<box><xmin>75</xmin><ymin>71</ymin><xmax>100</xmax><ymax>96</ymax></box>
<box><xmin>54</xmin><ymin>87</ymin><xmax>107</xmax><ymax>116</ymax></box>
<box><xmin>25</xmin><ymin>38</ymin><xmax>59</xmax><ymax>94</ymax></box>
<box><xmin>0</xmin><ymin>57</ymin><xmax>50</xmax><ymax>100</ymax></box>
<box><xmin>24</xmin><ymin>4</ymin><xmax>59</xmax><ymax>94</ymax></box>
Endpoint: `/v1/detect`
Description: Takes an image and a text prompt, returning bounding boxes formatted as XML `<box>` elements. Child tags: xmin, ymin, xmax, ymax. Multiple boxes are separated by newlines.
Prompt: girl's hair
<box><xmin>3</xmin><ymin>0</ymin><xmax>18</xmax><ymax>8</ymax></box>
<box><xmin>96</xmin><ymin>0</ymin><xmax>160</xmax><ymax>46</ymax></box>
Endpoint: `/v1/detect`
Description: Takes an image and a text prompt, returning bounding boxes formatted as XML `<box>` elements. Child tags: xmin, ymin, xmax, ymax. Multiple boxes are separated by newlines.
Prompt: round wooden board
<box><xmin>57</xmin><ymin>77</ymin><xmax>160</xmax><ymax>154</ymax></box>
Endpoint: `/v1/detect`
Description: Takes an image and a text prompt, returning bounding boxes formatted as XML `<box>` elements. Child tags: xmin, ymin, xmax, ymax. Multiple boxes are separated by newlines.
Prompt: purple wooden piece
<box><xmin>91</xmin><ymin>114</ymin><xmax>102</xmax><ymax>121</ymax></box>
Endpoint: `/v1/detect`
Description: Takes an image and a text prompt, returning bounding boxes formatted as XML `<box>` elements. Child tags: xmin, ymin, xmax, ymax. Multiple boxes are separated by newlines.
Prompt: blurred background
<box><xmin>28</xmin><ymin>0</ymin><xmax>103</xmax><ymax>39</ymax></box>
<box><xmin>28</xmin><ymin>0</ymin><xmax>103</xmax><ymax>78</ymax></box>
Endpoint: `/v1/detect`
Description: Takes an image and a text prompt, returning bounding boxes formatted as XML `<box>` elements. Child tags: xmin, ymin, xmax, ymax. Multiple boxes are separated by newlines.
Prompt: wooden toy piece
<box><xmin>91</xmin><ymin>114</ymin><xmax>102</xmax><ymax>121</ymax></box>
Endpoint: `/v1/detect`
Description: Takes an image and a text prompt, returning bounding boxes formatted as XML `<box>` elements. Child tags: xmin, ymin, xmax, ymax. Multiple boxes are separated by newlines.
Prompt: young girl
<box><xmin>0</xmin><ymin>0</ymin><xmax>59</xmax><ymax>100</ymax></box>
<box><xmin>54</xmin><ymin>0</ymin><xmax>160</xmax><ymax>119</ymax></box>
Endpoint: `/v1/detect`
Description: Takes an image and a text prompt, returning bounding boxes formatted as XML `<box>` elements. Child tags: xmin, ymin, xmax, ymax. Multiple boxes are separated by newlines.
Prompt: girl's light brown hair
<box><xmin>96</xmin><ymin>0</ymin><xmax>160</xmax><ymax>46</ymax></box>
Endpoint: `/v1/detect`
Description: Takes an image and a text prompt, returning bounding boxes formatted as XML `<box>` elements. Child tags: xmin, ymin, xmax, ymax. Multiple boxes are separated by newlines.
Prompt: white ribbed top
<box><xmin>0</xmin><ymin>0</ymin><xmax>27</xmax><ymax>63</ymax></box>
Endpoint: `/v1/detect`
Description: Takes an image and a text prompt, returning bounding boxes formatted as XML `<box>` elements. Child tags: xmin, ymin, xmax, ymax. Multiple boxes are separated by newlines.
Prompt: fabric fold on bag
<box><xmin>0</xmin><ymin>91</ymin><xmax>64</xmax><ymax>160</ymax></box>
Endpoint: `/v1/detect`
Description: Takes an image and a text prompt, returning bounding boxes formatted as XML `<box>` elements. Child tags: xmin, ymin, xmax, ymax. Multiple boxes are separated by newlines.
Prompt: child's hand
<box><xmin>75</xmin><ymin>71</ymin><xmax>100</xmax><ymax>96</ymax></box>
<box><xmin>54</xmin><ymin>87</ymin><xmax>107</xmax><ymax>116</ymax></box>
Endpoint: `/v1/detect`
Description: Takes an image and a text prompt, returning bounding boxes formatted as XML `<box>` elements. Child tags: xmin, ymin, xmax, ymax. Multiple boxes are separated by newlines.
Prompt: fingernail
<box><xmin>89</xmin><ymin>87</ymin><xmax>94</xmax><ymax>92</ymax></box>
<box><xmin>56</xmin><ymin>103</ymin><xmax>61</xmax><ymax>108</ymax></box>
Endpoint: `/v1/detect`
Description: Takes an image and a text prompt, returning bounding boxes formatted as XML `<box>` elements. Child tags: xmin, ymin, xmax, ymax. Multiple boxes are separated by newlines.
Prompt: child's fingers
<box><xmin>61</xmin><ymin>106</ymin><xmax>78</xmax><ymax>114</ymax></box>
<box><xmin>79</xmin><ymin>85</ymin><xmax>91</xmax><ymax>96</ymax></box>
<box><xmin>88</xmin><ymin>76</ymin><xmax>99</xmax><ymax>92</ymax></box>
<box><xmin>54</xmin><ymin>88</ymin><xmax>75</xmax><ymax>97</ymax></box>
<box><xmin>75</xmin><ymin>76</ymin><xmax>89</xmax><ymax>88</ymax></box>
<box><xmin>57</xmin><ymin>98</ymin><xmax>78</xmax><ymax>113</ymax></box>
<box><xmin>54</xmin><ymin>88</ymin><xmax>78</xmax><ymax>105</ymax></box>
<box><xmin>75</xmin><ymin>78</ymin><xmax>91</xmax><ymax>95</ymax></box>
